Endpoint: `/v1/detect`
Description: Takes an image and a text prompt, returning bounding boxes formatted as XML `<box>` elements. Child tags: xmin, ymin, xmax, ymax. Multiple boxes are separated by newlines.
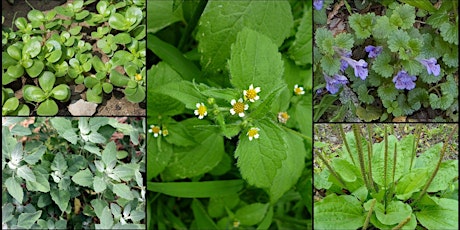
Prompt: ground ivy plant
<box><xmin>148</xmin><ymin>0</ymin><xmax>312</xmax><ymax>228</ymax></box>
<box><xmin>313</xmin><ymin>0</ymin><xmax>458</xmax><ymax>122</ymax></box>
<box><xmin>314</xmin><ymin>124</ymin><xmax>458</xmax><ymax>229</ymax></box>
<box><xmin>2</xmin><ymin>117</ymin><xmax>145</xmax><ymax>229</ymax></box>
<box><xmin>2</xmin><ymin>0</ymin><xmax>146</xmax><ymax>115</ymax></box>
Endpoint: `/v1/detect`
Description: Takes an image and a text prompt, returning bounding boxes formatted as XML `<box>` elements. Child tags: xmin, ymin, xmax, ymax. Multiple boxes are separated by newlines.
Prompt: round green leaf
<box><xmin>71</xmin><ymin>168</ymin><xmax>93</xmax><ymax>187</ymax></box>
<box><xmin>113</xmin><ymin>32</ymin><xmax>131</xmax><ymax>44</ymax></box>
<box><xmin>39</xmin><ymin>71</ymin><xmax>56</xmax><ymax>93</ymax></box>
<box><xmin>125</xmin><ymin>85</ymin><xmax>145</xmax><ymax>103</ymax></box>
<box><xmin>84</xmin><ymin>76</ymin><xmax>100</xmax><ymax>88</ymax></box>
<box><xmin>92</xmin><ymin>56</ymin><xmax>106</xmax><ymax>73</ymax></box>
<box><xmin>26</xmin><ymin>60</ymin><xmax>45</xmax><ymax>78</ymax></box>
<box><xmin>23</xmin><ymin>38</ymin><xmax>42</xmax><ymax>58</ymax></box>
<box><xmin>86</xmin><ymin>88</ymin><xmax>103</xmax><ymax>104</ymax></box>
<box><xmin>234</xmin><ymin>203</ymin><xmax>269</xmax><ymax>226</ymax></box>
<box><xmin>51</xmin><ymin>84</ymin><xmax>70</xmax><ymax>101</ymax></box>
<box><xmin>23</xmin><ymin>85</ymin><xmax>46</xmax><ymax>102</ymax></box>
<box><xmin>21</xmin><ymin>58</ymin><xmax>34</xmax><ymax>69</ymax></box>
<box><xmin>37</xmin><ymin>99</ymin><xmax>59</xmax><ymax>116</ymax></box>
<box><xmin>2</xmin><ymin>97</ymin><xmax>19</xmax><ymax>114</ymax></box>
<box><xmin>6</xmin><ymin>64</ymin><xmax>25</xmax><ymax>79</ymax></box>
<box><xmin>27</xmin><ymin>10</ymin><xmax>45</xmax><ymax>22</ymax></box>
<box><xmin>102</xmin><ymin>82</ymin><xmax>113</xmax><ymax>93</ymax></box>
<box><xmin>109</xmin><ymin>13</ymin><xmax>129</xmax><ymax>31</ymax></box>
<box><xmin>6</xmin><ymin>177</ymin><xmax>23</xmax><ymax>203</ymax></box>
<box><xmin>7</xmin><ymin>45</ymin><xmax>22</xmax><ymax>61</ymax></box>
<box><xmin>75</xmin><ymin>10</ymin><xmax>90</xmax><ymax>20</ymax></box>
<box><xmin>46</xmin><ymin>50</ymin><xmax>62</xmax><ymax>63</ymax></box>
<box><xmin>14</xmin><ymin>17</ymin><xmax>28</xmax><ymax>31</ymax></box>
<box><xmin>16</xmin><ymin>104</ymin><xmax>30</xmax><ymax>116</ymax></box>
<box><xmin>109</xmin><ymin>69</ymin><xmax>129</xmax><ymax>87</ymax></box>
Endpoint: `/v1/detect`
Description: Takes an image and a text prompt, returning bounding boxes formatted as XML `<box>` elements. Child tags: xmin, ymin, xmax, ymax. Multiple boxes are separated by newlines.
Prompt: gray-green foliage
<box><xmin>2</xmin><ymin>117</ymin><xmax>145</xmax><ymax>229</ymax></box>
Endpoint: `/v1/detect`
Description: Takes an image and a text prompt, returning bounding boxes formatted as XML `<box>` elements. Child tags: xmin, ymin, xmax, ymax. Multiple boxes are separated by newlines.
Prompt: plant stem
<box><xmin>366</xmin><ymin>125</ymin><xmax>376</xmax><ymax>192</ymax></box>
<box><xmin>362</xmin><ymin>199</ymin><xmax>376</xmax><ymax>230</ymax></box>
<box><xmin>281</xmin><ymin>126</ymin><xmax>312</xmax><ymax>142</ymax></box>
<box><xmin>392</xmin><ymin>143</ymin><xmax>397</xmax><ymax>185</ymax></box>
<box><xmin>413</xmin><ymin>125</ymin><xmax>458</xmax><ymax>204</ymax></box>
<box><xmin>316</xmin><ymin>150</ymin><xmax>347</xmax><ymax>188</ymax></box>
<box><xmin>392</xmin><ymin>216</ymin><xmax>411</xmax><ymax>230</ymax></box>
<box><xmin>409</xmin><ymin>124</ymin><xmax>422</xmax><ymax>171</ymax></box>
<box><xmin>384</xmin><ymin>125</ymin><xmax>388</xmax><ymax>212</ymax></box>
<box><xmin>339</xmin><ymin>125</ymin><xmax>356</xmax><ymax>165</ymax></box>
<box><xmin>178</xmin><ymin>0</ymin><xmax>208</xmax><ymax>52</ymax></box>
<box><xmin>352</xmin><ymin>124</ymin><xmax>370</xmax><ymax>191</ymax></box>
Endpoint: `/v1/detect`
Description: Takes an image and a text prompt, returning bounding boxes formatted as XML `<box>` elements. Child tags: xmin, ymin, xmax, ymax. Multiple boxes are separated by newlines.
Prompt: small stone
<box><xmin>68</xmin><ymin>99</ymin><xmax>97</xmax><ymax>116</ymax></box>
<box><xmin>74</xmin><ymin>84</ymin><xmax>85</xmax><ymax>93</ymax></box>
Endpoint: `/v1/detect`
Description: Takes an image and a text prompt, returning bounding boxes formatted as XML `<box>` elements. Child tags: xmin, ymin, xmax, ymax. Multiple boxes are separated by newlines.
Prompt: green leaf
<box><xmin>331</xmin><ymin>158</ymin><xmax>358</xmax><ymax>182</ymax></box>
<box><xmin>148</xmin><ymin>137</ymin><xmax>172</xmax><ymax>180</ymax></box>
<box><xmin>50</xmin><ymin>117</ymin><xmax>78</xmax><ymax>144</ymax></box>
<box><xmin>17</xmin><ymin>211</ymin><xmax>42</xmax><ymax>229</ymax></box>
<box><xmin>315</xmin><ymin>28</ymin><xmax>335</xmax><ymax>55</ymax></box>
<box><xmin>51</xmin><ymin>189</ymin><xmax>70</xmax><ymax>212</ymax></box>
<box><xmin>147</xmin><ymin>180</ymin><xmax>244</xmax><ymax>198</ymax></box>
<box><xmin>51</xmin><ymin>152</ymin><xmax>67</xmax><ymax>174</ymax></box>
<box><xmin>154</xmin><ymin>80</ymin><xmax>207</xmax><ymax>110</ymax></box>
<box><xmin>6</xmin><ymin>177</ymin><xmax>23</xmax><ymax>203</ymax></box>
<box><xmin>17</xmin><ymin>165</ymin><xmax>36</xmax><ymax>182</ymax></box>
<box><xmin>38</xmin><ymin>71</ymin><xmax>56</xmax><ymax>93</ymax></box>
<box><xmin>288</xmin><ymin>6</ymin><xmax>312</xmax><ymax>65</ymax></box>
<box><xmin>37</xmin><ymin>99</ymin><xmax>59</xmax><ymax>116</ymax></box>
<box><xmin>25</xmin><ymin>60</ymin><xmax>45</xmax><ymax>78</ymax></box>
<box><xmin>23</xmin><ymin>145</ymin><xmax>46</xmax><ymax>165</ymax></box>
<box><xmin>229</xmin><ymin>28</ymin><xmax>284</xmax><ymax>98</ymax></box>
<box><xmin>112</xmin><ymin>183</ymin><xmax>134</xmax><ymax>200</ymax></box>
<box><xmin>95</xmin><ymin>207</ymin><xmax>114</xmax><ymax>229</ymax></box>
<box><xmin>417</xmin><ymin>198</ymin><xmax>458</xmax><ymax>230</ymax></box>
<box><xmin>192</xmin><ymin>199</ymin><xmax>218</xmax><ymax>229</ymax></box>
<box><xmin>439</xmin><ymin>22</ymin><xmax>458</xmax><ymax>45</ymax></box>
<box><xmin>162</xmin><ymin>119</ymin><xmax>224</xmax><ymax>180</ymax></box>
<box><xmin>235</xmin><ymin>203</ymin><xmax>269</xmax><ymax>226</ymax></box>
<box><xmin>321</xmin><ymin>55</ymin><xmax>341</xmax><ymax>76</ymax></box>
<box><xmin>23</xmin><ymin>38</ymin><xmax>42</xmax><ymax>58</ymax></box>
<box><xmin>372</xmin><ymin>135</ymin><xmax>406</xmax><ymax>186</ymax></box>
<box><xmin>72</xmin><ymin>168</ymin><xmax>93</xmax><ymax>187</ymax></box>
<box><xmin>51</xmin><ymin>84</ymin><xmax>70</xmax><ymax>101</ymax></box>
<box><xmin>395</xmin><ymin>169</ymin><xmax>428</xmax><ymax>200</ymax></box>
<box><xmin>207</xmin><ymin>193</ymin><xmax>240</xmax><ymax>218</ymax></box>
<box><xmin>428</xmin><ymin>161</ymin><xmax>458</xmax><ymax>192</ymax></box>
<box><xmin>427</xmin><ymin>12</ymin><xmax>449</xmax><ymax>29</ymax></box>
<box><xmin>23</xmin><ymin>85</ymin><xmax>46</xmax><ymax>103</ymax></box>
<box><xmin>102</xmin><ymin>141</ymin><xmax>117</xmax><ymax>167</ymax></box>
<box><xmin>388</xmin><ymin>30</ymin><xmax>410</xmax><ymax>53</ymax></box>
<box><xmin>372</xmin><ymin>51</ymin><xmax>394</xmax><ymax>78</ymax></box>
<box><xmin>109</xmin><ymin>69</ymin><xmax>130</xmax><ymax>87</ymax></box>
<box><xmin>234</xmin><ymin>118</ymin><xmax>287</xmax><ymax>188</ymax></box>
<box><xmin>399</xmin><ymin>0</ymin><xmax>437</xmax><ymax>12</ymax></box>
<box><xmin>88</xmin><ymin>132</ymin><xmax>106</xmax><ymax>143</ymax></box>
<box><xmin>372</xmin><ymin>16</ymin><xmax>397</xmax><ymax>39</ymax></box>
<box><xmin>26</xmin><ymin>171</ymin><xmax>50</xmax><ymax>192</ymax></box>
<box><xmin>124</xmin><ymin>84</ymin><xmax>146</xmax><ymax>103</ymax></box>
<box><xmin>147</xmin><ymin>0</ymin><xmax>183</xmax><ymax>33</ymax></box>
<box><xmin>197</xmin><ymin>0</ymin><xmax>293</xmax><ymax>74</ymax></box>
<box><xmin>314</xmin><ymin>194</ymin><xmax>365</xmax><ymax>230</ymax></box>
<box><xmin>349</xmin><ymin>13</ymin><xmax>375</xmax><ymax>39</ymax></box>
<box><xmin>93</xmin><ymin>176</ymin><xmax>107</xmax><ymax>193</ymax></box>
<box><xmin>429</xmin><ymin>93</ymin><xmax>454</xmax><ymax>110</ymax></box>
<box><xmin>109</xmin><ymin>13</ymin><xmax>129</xmax><ymax>31</ymax></box>
<box><xmin>113</xmin><ymin>33</ymin><xmax>131</xmax><ymax>44</ymax></box>
<box><xmin>356</xmin><ymin>105</ymin><xmax>382</xmax><ymax>122</ymax></box>
<box><xmin>390</xmin><ymin>4</ymin><xmax>415</xmax><ymax>29</ymax></box>
<box><xmin>112</xmin><ymin>163</ymin><xmax>138</xmax><ymax>181</ymax></box>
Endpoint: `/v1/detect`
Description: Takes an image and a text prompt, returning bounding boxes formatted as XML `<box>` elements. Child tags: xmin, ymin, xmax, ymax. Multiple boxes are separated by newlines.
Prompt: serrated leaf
<box><xmin>388</xmin><ymin>30</ymin><xmax>410</xmax><ymax>53</ymax></box>
<box><xmin>416</xmin><ymin>198</ymin><xmax>458</xmax><ymax>230</ymax></box>
<box><xmin>356</xmin><ymin>105</ymin><xmax>381</xmax><ymax>122</ymax></box>
<box><xmin>26</xmin><ymin>171</ymin><xmax>50</xmax><ymax>192</ymax></box>
<box><xmin>399</xmin><ymin>0</ymin><xmax>437</xmax><ymax>12</ymax></box>
<box><xmin>234</xmin><ymin>118</ymin><xmax>287</xmax><ymax>188</ymax></box>
<box><xmin>314</xmin><ymin>194</ymin><xmax>365</xmax><ymax>230</ymax></box>
<box><xmin>93</xmin><ymin>176</ymin><xmax>107</xmax><ymax>193</ymax></box>
<box><xmin>428</xmin><ymin>161</ymin><xmax>458</xmax><ymax>192</ymax></box>
<box><xmin>234</xmin><ymin>203</ymin><xmax>269</xmax><ymax>226</ymax></box>
<box><xmin>6</xmin><ymin>177</ymin><xmax>23</xmax><ymax>203</ymax></box>
<box><xmin>349</xmin><ymin>13</ymin><xmax>375</xmax><ymax>39</ymax></box>
<box><xmin>51</xmin><ymin>152</ymin><xmax>67</xmax><ymax>174</ymax></box>
<box><xmin>112</xmin><ymin>183</ymin><xmax>134</xmax><ymax>200</ymax></box>
<box><xmin>229</xmin><ymin>28</ymin><xmax>284</xmax><ymax>97</ymax></box>
<box><xmin>102</xmin><ymin>141</ymin><xmax>117</xmax><ymax>167</ymax></box>
<box><xmin>23</xmin><ymin>145</ymin><xmax>46</xmax><ymax>165</ymax></box>
<box><xmin>288</xmin><ymin>7</ymin><xmax>312</xmax><ymax>65</ymax></box>
<box><xmin>372</xmin><ymin>51</ymin><xmax>394</xmax><ymax>78</ymax></box>
<box><xmin>17</xmin><ymin>211</ymin><xmax>42</xmax><ymax>229</ymax></box>
<box><xmin>51</xmin><ymin>189</ymin><xmax>70</xmax><ymax>212</ymax></box>
<box><xmin>154</xmin><ymin>80</ymin><xmax>207</xmax><ymax>110</ymax></box>
<box><xmin>395</xmin><ymin>169</ymin><xmax>428</xmax><ymax>200</ymax></box>
<box><xmin>72</xmin><ymin>168</ymin><xmax>93</xmax><ymax>187</ymax></box>
<box><xmin>315</xmin><ymin>28</ymin><xmax>335</xmax><ymax>55</ymax></box>
<box><xmin>196</xmin><ymin>0</ymin><xmax>293</xmax><ymax>74</ymax></box>
<box><xmin>427</xmin><ymin>12</ymin><xmax>449</xmax><ymax>29</ymax></box>
<box><xmin>390</xmin><ymin>4</ymin><xmax>415</xmax><ymax>29</ymax></box>
<box><xmin>50</xmin><ymin>118</ymin><xmax>78</xmax><ymax>144</ymax></box>
<box><xmin>17</xmin><ymin>165</ymin><xmax>36</xmax><ymax>182</ymax></box>
<box><xmin>440</xmin><ymin>22</ymin><xmax>458</xmax><ymax>45</ymax></box>
<box><xmin>356</xmin><ymin>84</ymin><xmax>374</xmax><ymax>104</ymax></box>
<box><xmin>374</xmin><ymin>200</ymin><xmax>412</xmax><ymax>225</ymax></box>
<box><xmin>321</xmin><ymin>55</ymin><xmax>341</xmax><ymax>76</ymax></box>
<box><xmin>96</xmin><ymin>207</ymin><xmax>114</xmax><ymax>229</ymax></box>
<box><xmin>372</xmin><ymin>16</ymin><xmax>397</xmax><ymax>39</ymax></box>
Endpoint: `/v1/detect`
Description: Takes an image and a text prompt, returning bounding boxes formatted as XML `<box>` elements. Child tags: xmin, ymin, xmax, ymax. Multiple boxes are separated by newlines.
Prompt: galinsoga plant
<box><xmin>314</xmin><ymin>124</ymin><xmax>458</xmax><ymax>230</ymax></box>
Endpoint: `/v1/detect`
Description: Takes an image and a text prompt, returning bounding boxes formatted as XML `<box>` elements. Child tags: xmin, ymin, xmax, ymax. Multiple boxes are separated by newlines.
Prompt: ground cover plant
<box><xmin>313</xmin><ymin>0</ymin><xmax>458</xmax><ymax>122</ymax></box>
<box><xmin>148</xmin><ymin>0</ymin><xmax>312</xmax><ymax>228</ymax></box>
<box><xmin>314</xmin><ymin>123</ymin><xmax>458</xmax><ymax>229</ymax></box>
<box><xmin>2</xmin><ymin>0</ymin><xmax>146</xmax><ymax>116</ymax></box>
<box><xmin>2</xmin><ymin>117</ymin><xmax>145</xmax><ymax>229</ymax></box>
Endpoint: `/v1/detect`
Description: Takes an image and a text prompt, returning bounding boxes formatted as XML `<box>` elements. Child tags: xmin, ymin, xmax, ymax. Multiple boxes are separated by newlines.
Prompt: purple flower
<box><xmin>418</xmin><ymin>58</ymin><xmax>440</xmax><ymax>77</ymax></box>
<box><xmin>314</xmin><ymin>0</ymin><xmax>324</xmax><ymax>10</ymax></box>
<box><xmin>365</xmin><ymin>45</ymin><xmax>383</xmax><ymax>58</ymax></box>
<box><xmin>393</xmin><ymin>70</ymin><xmax>417</xmax><ymax>90</ymax></box>
<box><xmin>324</xmin><ymin>73</ymin><xmax>348</xmax><ymax>94</ymax></box>
<box><xmin>340</xmin><ymin>51</ymin><xmax>352</xmax><ymax>72</ymax></box>
<box><xmin>342</xmin><ymin>57</ymin><xmax>368</xmax><ymax>80</ymax></box>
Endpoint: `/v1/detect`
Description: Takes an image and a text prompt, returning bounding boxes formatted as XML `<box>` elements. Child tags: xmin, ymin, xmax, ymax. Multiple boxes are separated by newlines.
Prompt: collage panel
<box><xmin>313</xmin><ymin>123</ymin><xmax>458</xmax><ymax>229</ymax></box>
<box><xmin>147</xmin><ymin>0</ymin><xmax>312</xmax><ymax>229</ymax></box>
<box><xmin>2</xmin><ymin>117</ymin><xmax>146</xmax><ymax>229</ymax></box>
<box><xmin>2</xmin><ymin>0</ymin><xmax>146</xmax><ymax>116</ymax></box>
<box><xmin>313</xmin><ymin>0</ymin><xmax>458</xmax><ymax>122</ymax></box>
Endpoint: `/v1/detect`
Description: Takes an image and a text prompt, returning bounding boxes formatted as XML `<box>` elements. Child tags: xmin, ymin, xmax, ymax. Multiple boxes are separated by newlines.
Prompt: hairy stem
<box><xmin>316</xmin><ymin>150</ymin><xmax>347</xmax><ymax>188</ymax></box>
<box><xmin>362</xmin><ymin>199</ymin><xmax>376</xmax><ymax>230</ymax></box>
<box><xmin>352</xmin><ymin>124</ymin><xmax>370</xmax><ymax>191</ymax></box>
<box><xmin>366</xmin><ymin>125</ymin><xmax>376</xmax><ymax>192</ymax></box>
<box><xmin>392</xmin><ymin>143</ymin><xmax>397</xmax><ymax>185</ymax></box>
<box><xmin>339</xmin><ymin>125</ymin><xmax>356</xmax><ymax>165</ymax></box>
<box><xmin>392</xmin><ymin>216</ymin><xmax>411</xmax><ymax>230</ymax></box>
<box><xmin>409</xmin><ymin>124</ymin><xmax>422</xmax><ymax>171</ymax></box>
<box><xmin>413</xmin><ymin>125</ymin><xmax>458</xmax><ymax>204</ymax></box>
<box><xmin>384</xmin><ymin>125</ymin><xmax>388</xmax><ymax>211</ymax></box>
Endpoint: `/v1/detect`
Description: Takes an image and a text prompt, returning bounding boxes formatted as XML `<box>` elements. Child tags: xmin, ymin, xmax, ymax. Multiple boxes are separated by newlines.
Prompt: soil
<box><xmin>2</xmin><ymin>0</ymin><xmax>146</xmax><ymax>116</ymax></box>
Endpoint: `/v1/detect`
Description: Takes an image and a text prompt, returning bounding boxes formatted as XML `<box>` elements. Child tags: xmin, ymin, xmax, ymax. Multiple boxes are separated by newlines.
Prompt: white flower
<box><xmin>243</xmin><ymin>84</ymin><xmax>261</xmax><ymax>102</ymax></box>
<box><xmin>194</xmin><ymin>102</ymin><xmax>207</xmax><ymax>119</ymax></box>
<box><xmin>294</xmin><ymin>84</ymin><xmax>305</xmax><ymax>95</ymax></box>
<box><xmin>247</xmin><ymin>127</ymin><xmax>260</xmax><ymax>141</ymax></box>
<box><xmin>230</xmin><ymin>98</ymin><xmax>249</xmax><ymax>117</ymax></box>
<box><xmin>148</xmin><ymin>125</ymin><xmax>161</xmax><ymax>137</ymax></box>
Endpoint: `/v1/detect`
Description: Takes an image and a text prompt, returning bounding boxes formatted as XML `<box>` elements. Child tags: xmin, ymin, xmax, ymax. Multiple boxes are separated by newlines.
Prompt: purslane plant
<box><xmin>314</xmin><ymin>124</ymin><xmax>458</xmax><ymax>230</ymax></box>
<box><xmin>314</xmin><ymin>1</ymin><xmax>458</xmax><ymax>121</ymax></box>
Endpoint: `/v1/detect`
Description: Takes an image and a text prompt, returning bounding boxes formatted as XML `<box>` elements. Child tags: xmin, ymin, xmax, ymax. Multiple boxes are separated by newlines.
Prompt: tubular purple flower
<box><xmin>393</xmin><ymin>70</ymin><xmax>417</xmax><ymax>90</ymax></box>
<box><xmin>314</xmin><ymin>0</ymin><xmax>323</xmax><ymax>10</ymax></box>
<box><xmin>418</xmin><ymin>58</ymin><xmax>440</xmax><ymax>77</ymax></box>
<box><xmin>365</xmin><ymin>45</ymin><xmax>383</xmax><ymax>58</ymax></box>
<box><xmin>339</xmin><ymin>51</ymin><xmax>352</xmax><ymax>72</ymax></box>
<box><xmin>342</xmin><ymin>57</ymin><xmax>368</xmax><ymax>80</ymax></box>
<box><xmin>324</xmin><ymin>73</ymin><xmax>348</xmax><ymax>94</ymax></box>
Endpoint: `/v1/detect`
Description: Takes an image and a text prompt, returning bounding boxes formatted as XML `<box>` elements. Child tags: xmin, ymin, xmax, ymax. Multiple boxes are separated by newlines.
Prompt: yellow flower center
<box><xmin>151</xmin><ymin>126</ymin><xmax>160</xmax><ymax>134</ymax></box>
<box><xmin>135</xmin><ymin>73</ymin><xmax>142</xmax><ymax>81</ymax></box>
<box><xmin>162</xmin><ymin>129</ymin><xmax>169</xmax><ymax>136</ymax></box>
<box><xmin>295</xmin><ymin>87</ymin><xmax>303</xmax><ymax>95</ymax></box>
<box><xmin>233</xmin><ymin>101</ymin><xmax>245</xmax><ymax>114</ymax></box>
<box><xmin>245</xmin><ymin>89</ymin><xmax>258</xmax><ymax>100</ymax></box>
<box><xmin>247</xmin><ymin>128</ymin><xmax>258</xmax><ymax>137</ymax></box>
<box><xmin>198</xmin><ymin>105</ymin><xmax>207</xmax><ymax>115</ymax></box>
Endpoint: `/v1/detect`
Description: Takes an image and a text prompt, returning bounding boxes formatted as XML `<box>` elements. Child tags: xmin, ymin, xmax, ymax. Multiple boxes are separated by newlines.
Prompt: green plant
<box><xmin>314</xmin><ymin>124</ymin><xmax>458</xmax><ymax>229</ymax></box>
<box><xmin>147</xmin><ymin>0</ymin><xmax>312</xmax><ymax>229</ymax></box>
<box><xmin>2</xmin><ymin>0</ymin><xmax>146</xmax><ymax>115</ymax></box>
<box><xmin>314</xmin><ymin>0</ymin><xmax>458</xmax><ymax>122</ymax></box>
<box><xmin>2</xmin><ymin>117</ymin><xmax>145</xmax><ymax>229</ymax></box>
